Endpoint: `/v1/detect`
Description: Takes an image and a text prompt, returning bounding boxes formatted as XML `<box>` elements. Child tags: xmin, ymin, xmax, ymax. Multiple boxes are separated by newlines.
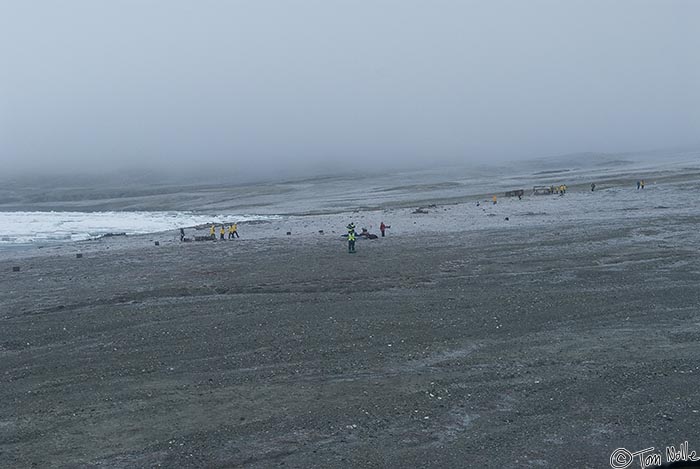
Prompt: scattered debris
<box><xmin>533</xmin><ymin>186</ymin><xmax>553</xmax><ymax>195</ymax></box>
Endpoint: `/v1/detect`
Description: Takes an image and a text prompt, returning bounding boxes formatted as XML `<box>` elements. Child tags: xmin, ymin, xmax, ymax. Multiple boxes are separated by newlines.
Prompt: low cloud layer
<box><xmin>1</xmin><ymin>1</ymin><xmax>698</xmax><ymax>179</ymax></box>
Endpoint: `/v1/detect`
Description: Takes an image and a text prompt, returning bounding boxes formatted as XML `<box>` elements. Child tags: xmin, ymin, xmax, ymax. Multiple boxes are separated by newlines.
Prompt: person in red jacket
<box><xmin>380</xmin><ymin>222</ymin><xmax>390</xmax><ymax>237</ymax></box>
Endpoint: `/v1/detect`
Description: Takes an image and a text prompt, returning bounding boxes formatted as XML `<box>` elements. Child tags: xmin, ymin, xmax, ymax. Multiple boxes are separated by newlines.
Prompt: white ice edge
<box><xmin>0</xmin><ymin>211</ymin><xmax>282</xmax><ymax>244</ymax></box>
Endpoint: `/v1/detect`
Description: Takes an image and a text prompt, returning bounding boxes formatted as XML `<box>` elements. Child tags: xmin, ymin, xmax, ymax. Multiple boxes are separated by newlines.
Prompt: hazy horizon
<box><xmin>2</xmin><ymin>1</ymin><xmax>699</xmax><ymax>180</ymax></box>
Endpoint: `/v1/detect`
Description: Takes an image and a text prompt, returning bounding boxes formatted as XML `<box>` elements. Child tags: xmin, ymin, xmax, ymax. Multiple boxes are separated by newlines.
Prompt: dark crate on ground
<box><xmin>505</xmin><ymin>189</ymin><xmax>525</xmax><ymax>197</ymax></box>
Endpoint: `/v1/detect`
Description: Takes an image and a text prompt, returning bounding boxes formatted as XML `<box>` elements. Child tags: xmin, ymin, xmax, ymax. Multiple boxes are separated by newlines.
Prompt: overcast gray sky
<box><xmin>1</xmin><ymin>0</ymin><xmax>698</xmax><ymax>178</ymax></box>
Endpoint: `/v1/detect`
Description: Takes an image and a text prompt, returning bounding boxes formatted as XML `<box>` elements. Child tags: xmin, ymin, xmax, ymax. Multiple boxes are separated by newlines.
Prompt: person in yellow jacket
<box><xmin>492</xmin><ymin>195</ymin><xmax>497</xmax><ymax>205</ymax></box>
<box><xmin>231</xmin><ymin>223</ymin><xmax>239</xmax><ymax>238</ymax></box>
<box><xmin>209</xmin><ymin>224</ymin><xmax>216</xmax><ymax>239</ymax></box>
<box><xmin>347</xmin><ymin>230</ymin><xmax>356</xmax><ymax>253</ymax></box>
<box><xmin>219</xmin><ymin>225</ymin><xmax>225</xmax><ymax>240</ymax></box>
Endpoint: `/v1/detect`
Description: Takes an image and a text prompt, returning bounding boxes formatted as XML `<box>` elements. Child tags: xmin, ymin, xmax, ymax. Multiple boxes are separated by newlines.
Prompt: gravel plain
<box><xmin>2</xmin><ymin>201</ymin><xmax>700</xmax><ymax>468</ymax></box>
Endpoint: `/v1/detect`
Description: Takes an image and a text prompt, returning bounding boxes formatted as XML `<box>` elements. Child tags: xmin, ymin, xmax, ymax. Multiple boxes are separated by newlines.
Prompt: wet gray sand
<box><xmin>2</xmin><ymin>216</ymin><xmax>700</xmax><ymax>468</ymax></box>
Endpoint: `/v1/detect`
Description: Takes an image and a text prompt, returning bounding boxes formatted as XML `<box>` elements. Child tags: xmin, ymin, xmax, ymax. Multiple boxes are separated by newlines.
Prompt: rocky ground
<box><xmin>1</xmin><ymin>213</ymin><xmax>700</xmax><ymax>468</ymax></box>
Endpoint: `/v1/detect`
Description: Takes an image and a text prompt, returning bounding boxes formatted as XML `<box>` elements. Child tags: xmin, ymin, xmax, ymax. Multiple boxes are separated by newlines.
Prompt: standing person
<box><xmin>380</xmin><ymin>221</ymin><xmax>387</xmax><ymax>237</ymax></box>
<box><xmin>637</xmin><ymin>181</ymin><xmax>641</xmax><ymax>190</ymax></box>
<box><xmin>220</xmin><ymin>226</ymin><xmax>225</xmax><ymax>240</ymax></box>
<box><xmin>492</xmin><ymin>195</ymin><xmax>497</xmax><ymax>204</ymax></box>
<box><xmin>591</xmin><ymin>183</ymin><xmax>596</xmax><ymax>192</ymax></box>
<box><xmin>348</xmin><ymin>229</ymin><xmax>356</xmax><ymax>253</ymax></box>
<box><xmin>641</xmin><ymin>180</ymin><xmax>645</xmax><ymax>189</ymax></box>
<box><xmin>228</xmin><ymin>224</ymin><xmax>234</xmax><ymax>239</ymax></box>
<box><xmin>179</xmin><ymin>228</ymin><xmax>185</xmax><ymax>241</ymax></box>
<box><xmin>209</xmin><ymin>224</ymin><xmax>216</xmax><ymax>239</ymax></box>
<box><xmin>231</xmin><ymin>222</ymin><xmax>240</xmax><ymax>238</ymax></box>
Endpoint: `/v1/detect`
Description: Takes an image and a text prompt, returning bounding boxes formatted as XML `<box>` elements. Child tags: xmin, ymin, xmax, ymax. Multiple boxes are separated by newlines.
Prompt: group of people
<box><xmin>553</xmin><ymin>184</ymin><xmax>568</xmax><ymax>195</ymax></box>
<box><xmin>179</xmin><ymin>223</ymin><xmax>240</xmax><ymax>241</ymax></box>
<box><xmin>636</xmin><ymin>180</ymin><xmax>646</xmax><ymax>190</ymax></box>
<box><xmin>208</xmin><ymin>223</ymin><xmax>240</xmax><ymax>240</ymax></box>
<box><xmin>346</xmin><ymin>221</ymin><xmax>390</xmax><ymax>253</ymax></box>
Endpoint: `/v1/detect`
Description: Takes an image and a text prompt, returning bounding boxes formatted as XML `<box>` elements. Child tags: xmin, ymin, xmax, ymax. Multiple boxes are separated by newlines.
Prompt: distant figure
<box><xmin>209</xmin><ymin>224</ymin><xmax>216</xmax><ymax>239</ymax></box>
<box><xmin>637</xmin><ymin>180</ymin><xmax>641</xmax><ymax>190</ymax></box>
<box><xmin>220</xmin><ymin>226</ymin><xmax>225</xmax><ymax>240</ymax></box>
<box><xmin>476</xmin><ymin>201</ymin><xmax>480</xmax><ymax>207</ymax></box>
<box><xmin>348</xmin><ymin>230</ymin><xmax>356</xmax><ymax>253</ymax></box>
<box><xmin>179</xmin><ymin>228</ymin><xmax>185</xmax><ymax>241</ymax></box>
<box><xmin>492</xmin><ymin>195</ymin><xmax>497</xmax><ymax>204</ymax></box>
<box><xmin>231</xmin><ymin>223</ymin><xmax>239</xmax><ymax>238</ymax></box>
<box><xmin>228</xmin><ymin>225</ymin><xmax>234</xmax><ymax>239</ymax></box>
<box><xmin>641</xmin><ymin>180</ymin><xmax>645</xmax><ymax>189</ymax></box>
<box><xmin>518</xmin><ymin>194</ymin><xmax>522</xmax><ymax>200</ymax></box>
<box><xmin>591</xmin><ymin>183</ymin><xmax>596</xmax><ymax>192</ymax></box>
<box><xmin>380</xmin><ymin>221</ymin><xmax>389</xmax><ymax>237</ymax></box>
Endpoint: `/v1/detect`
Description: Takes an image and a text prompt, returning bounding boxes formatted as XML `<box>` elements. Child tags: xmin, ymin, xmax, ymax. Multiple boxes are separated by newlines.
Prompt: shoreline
<box><xmin>1</xmin><ymin>179</ymin><xmax>695</xmax><ymax>263</ymax></box>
